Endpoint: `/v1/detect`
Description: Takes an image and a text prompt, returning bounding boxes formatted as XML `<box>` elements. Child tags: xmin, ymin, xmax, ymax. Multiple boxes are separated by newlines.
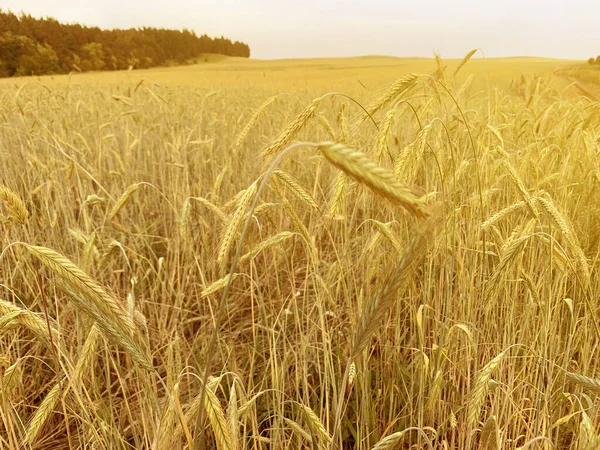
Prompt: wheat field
<box><xmin>0</xmin><ymin>53</ymin><xmax>599</xmax><ymax>449</ymax></box>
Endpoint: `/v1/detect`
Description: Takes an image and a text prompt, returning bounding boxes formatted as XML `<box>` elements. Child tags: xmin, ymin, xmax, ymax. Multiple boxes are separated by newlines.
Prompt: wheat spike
<box><xmin>454</xmin><ymin>49</ymin><xmax>478</xmax><ymax>75</ymax></box>
<box><xmin>565</xmin><ymin>371</ymin><xmax>600</xmax><ymax>395</ymax></box>
<box><xmin>372</xmin><ymin>221</ymin><xmax>402</xmax><ymax>253</ymax></box>
<box><xmin>26</xmin><ymin>245</ymin><xmax>152</xmax><ymax>370</ymax></box>
<box><xmin>371</xmin><ymin>430</ymin><xmax>408</xmax><ymax>450</ymax></box>
<box><xmin>328</xmin><ymin>172</ymin><xmax>347</xmax><ymax>219</ymax></box>
<box><xmin>0</xmin><ymin>184</ymin><xmax>28</xmax><ymax>225</ymax></box>
<box><xmin>394</xmin><ymin>122</ymin><xmax>432</xmax><ymax>183</ymax></box>
<box><xmin>253</xmin><ymin>202</ymin><xmax>277</xmax><ymax>216</ymax></box>
<box><xmin>482</xmin><ymin>201</ymin><xmax>527</xmax><ymax>230</ymax></box>
<box><xmin>73</xmin><ymin>324</ymin><xmax>101</xmax><ymax>383</ymax></box>
<box><xmin>235</xmin><ymin>96</ymin><xmax>276</xmax><ymax>148</ymax></box>
<box><xmin>317</xmin><ymin>114</ymin><xmax>336</xmax><ymax>139</ymax></box>
<box><xmin>283</xmin><ymin>417</ymin><xmax>312</xmax><ymax>441</ymax></box>
<box><xmin>300</xmin><ymin>404</ymin><xmax>332</xmax><ymax>444</ymax></box>
<box><xmin>376</xmin><ymin>109</ymin><xmax>396</xmax><ymax>160</ymax></box>
<box><xmin>262</xmin><ymin>96</ymin><xmax>321</xmax><ymax>157</ymax></box>
<box><xmin>204</xmin><ymin>383</ymin><xmax>236</xmax><ymax>450</ymax></box>
<box><xmin>579</xmin><ymin>408</ymin><xmax>600</xmax><ymax>450</ymax></box>
<box><xmin>468</xmin><ymin>351</ymin><xmax>505</xmax><ymax>429</ymax></box>
<box><xmin>227</xmin><ymin>381</ymin><xmax>240</xmax><ymax>450</ymax></box>
<box><xmin>479</xmin><ymin>415</ymin><xmax>500</xmax><ymax>450</ymax></box>
<box><xmin>485</xmin><ymin>234</ymin><xmax>531</xmax><ymax>300</ymax></box>
<box><xmin>273</xmin><ymin>169</ymin><xmax>320</xmax><ymax>211</ymax></box>
<box><xmin>108</xmin><ymin>183</ymin><xmax>141</xmax><ymax>220</ymax></box>
<box><xmin>23</xmin><ymin>382</ymin><xmax>61</xmax><ymax>445</ymax></box>
<box><xmin>318</xmin><ymin>142</ymin><xmax>427</xmax><ymax>218</ymax></box>
<box><xmin>0</xmin><ymin>299</ymin><xmax>60</xmax><ymax>350</ymax></box>
<box><xmin>366</xmin><ymin>73</ymin><xmax>418</xmax><ymax>117</ymax></box>
<box><xmin>281</xmin><ymin>198</ymin><xmax>312</xmax><ymax>247</ymax></box>
<box><xmin>535</xmin><ymin>196</ymin><xmax>590</xmax><ymax>286</ymax></box>
<box><xmin>2</xmin><ymin>359</ymin><xmax>22</xmax><ymax>398</ymax></box>
<box><xmin>201</xmin><ymin>274</ymin><xmax>240</xmax><ymax>298</ymax></box>
<box><xmin>180</xmin><ymin>197</ymin><xmax>192</xmax><ymax>238</ymax></box>
<box><xmin>348</xmin><ymin>362</ymin><xmax>356</xmax><ymax>387</ymax></box>
<box><xmin>337</xmin><ymin>104</ymin><xmax>349</xmax><ymax>143</ymax></box>
<box><xmin>192</xmin><ymin>196</ymin><xmax>227</xmax><ymax>222</ymax></box>
<box><xmin>500</xmin><ymin>160</ymin><xmax>537</xmax><ymax>216</ymax></box>
<box><xmin>351</xmin><ymin>217</ymin><xmax>436</xmax><ymax>357</ymax></box>
<box><xmin>217</xmin><ymin>181</ymin><xmax>258</xmax><ymax>271</ymax></box>
<box><xmin>155</xmin><ymin>383</ymin><xmax>181</xmax><ymax>450</ymax></box>
<box><xmin>240</xmin><ymin>231</ymin><xmax>296</xmax><ymax>263</ymax></box>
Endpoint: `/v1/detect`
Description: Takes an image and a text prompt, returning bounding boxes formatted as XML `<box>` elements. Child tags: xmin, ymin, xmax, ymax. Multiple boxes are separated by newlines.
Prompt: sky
<box><xmin>2</xmin><ymin>0</ymin><xmax>599</xmax><ymax>60</ymax></box>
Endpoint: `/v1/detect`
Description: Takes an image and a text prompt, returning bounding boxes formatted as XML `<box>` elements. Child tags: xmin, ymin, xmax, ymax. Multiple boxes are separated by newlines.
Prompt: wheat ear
<box><xmin>201</xmin><ymin>274</ymin><xmax>240</xmax><ymax>298</ymax></box>
<box><xmin>467</xmin><ymin>351</ymin><xmax>505</xmax><ymax>429</ymax></box>
<box><xmin>0</xmin><ymin>184</ymin><xmax>28</xmax><ymax>225</ymax></box>
<box><xmin>365</xmin><ymin>73</ymin><xmax>419</xmax><ymax>117</ymax></box>
<box><xmin>262</xmin><ymin>97</ymin><xmax>322</xmax><ymax>157</ymax></box>
<box><xmin>108</xmin><ymin>183</ymin><xmax>141</xmax><ymax>220</ymax></box>
<box><xmin>318</xmin><ymin>142</ymin><xmax>427</xmax><ymax>218</ymax></box>
<box><xmin>273</xmin><ymin>169</ymin><xmax>320</xmax><ymax>211</ymax></box>
<box><xmin>565</xmin><ymin>371</ymin><xmax>600</xmax><ymax>395</ymax></box>
<box><xmin>26</xmin><ymin>245</ymin><xmax>152</xmax><ymax>370</ymax></box>
<box><xmin>480</xmin><ymin>415</ymin><xmax>500</xmax><ymax>450</ymax></box>
<box><xmin>0</xmin><ymin>298</ymin><xmax>60</xmax><ymax>350</ymax></box>
<box><xmin>217</xmin><ymin>181</ymin><xmax>258</xmax><ymax>271</ymax></box>
<box><xmin>454</xmin><ymin>49</ymin><xmax>478</xmax><ymax>75</ymax></box>
<box><xmin>23</xmin><ymin>382</ymin><xmax>61</xmax><ymax>444</ymax></box>
<box><xmin>235</xmin><ymin>96</ymin><xmax>276</xmax><ymax>148</ymax></box>
<box><xmin>240</xmin><ymin>231</ymin><xmax>296</xmax><ymax>263</ymax></box>
<box><xmin>376</xmin><ymin>109</ymin><xmax>396</xmax><ymax>160</ymax></box>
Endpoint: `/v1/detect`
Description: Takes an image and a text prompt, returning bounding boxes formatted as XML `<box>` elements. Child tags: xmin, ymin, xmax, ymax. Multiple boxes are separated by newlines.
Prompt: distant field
<box><xmin>1</xmin><ymin>54</ymin><xmax>599</xmax><ymax>449</ymax></box>
<box><xmin>2</xmin><ymin>55</ymin><xmax>578</xmax><ymax>91</ymax></box>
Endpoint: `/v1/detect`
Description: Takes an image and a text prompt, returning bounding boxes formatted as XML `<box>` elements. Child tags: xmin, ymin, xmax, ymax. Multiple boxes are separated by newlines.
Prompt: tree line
<box><xmin>587</xmin><ymin>56</ymin><xmax>600</xmax><ymax>65</ymax></box>
<box><xmin>0</xmin><ymin>10</ymin><xmax>250</xmax><ymax>77</ymax></box>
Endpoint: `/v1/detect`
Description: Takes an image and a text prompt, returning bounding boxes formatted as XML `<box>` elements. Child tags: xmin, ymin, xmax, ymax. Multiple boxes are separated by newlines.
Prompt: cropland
<box><xmin>0</xmin><ymin>54</ymin><xmax>599</xmax><ymax>449</ymax></box>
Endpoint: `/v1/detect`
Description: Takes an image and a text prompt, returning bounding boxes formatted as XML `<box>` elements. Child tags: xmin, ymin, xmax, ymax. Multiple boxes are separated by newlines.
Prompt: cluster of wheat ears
<box><xmin>0</xmin><ymin>51</ymin><xmax>599</xmax><ymax>449</ymax></box>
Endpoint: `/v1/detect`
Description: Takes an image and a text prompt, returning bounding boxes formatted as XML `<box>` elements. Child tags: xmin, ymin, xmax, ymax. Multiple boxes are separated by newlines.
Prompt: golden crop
<box><xmin>0</xmin><ymin>53</ymin><xmax>599</xmax><ymax>449</ymax></box>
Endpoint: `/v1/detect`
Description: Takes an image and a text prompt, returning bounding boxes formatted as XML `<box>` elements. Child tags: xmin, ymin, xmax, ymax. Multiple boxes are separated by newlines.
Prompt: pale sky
<box><xmin>2</xmin><ymin>0</ymin><xmax>599</xmax><ymax>60</ymax></box>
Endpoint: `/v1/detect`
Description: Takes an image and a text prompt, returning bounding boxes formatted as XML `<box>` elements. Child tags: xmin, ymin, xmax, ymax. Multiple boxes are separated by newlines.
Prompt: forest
<box><xmin>0</xmin><ymin>10</ymin><xmax>250</xmax><ymax>77</ymax></box>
